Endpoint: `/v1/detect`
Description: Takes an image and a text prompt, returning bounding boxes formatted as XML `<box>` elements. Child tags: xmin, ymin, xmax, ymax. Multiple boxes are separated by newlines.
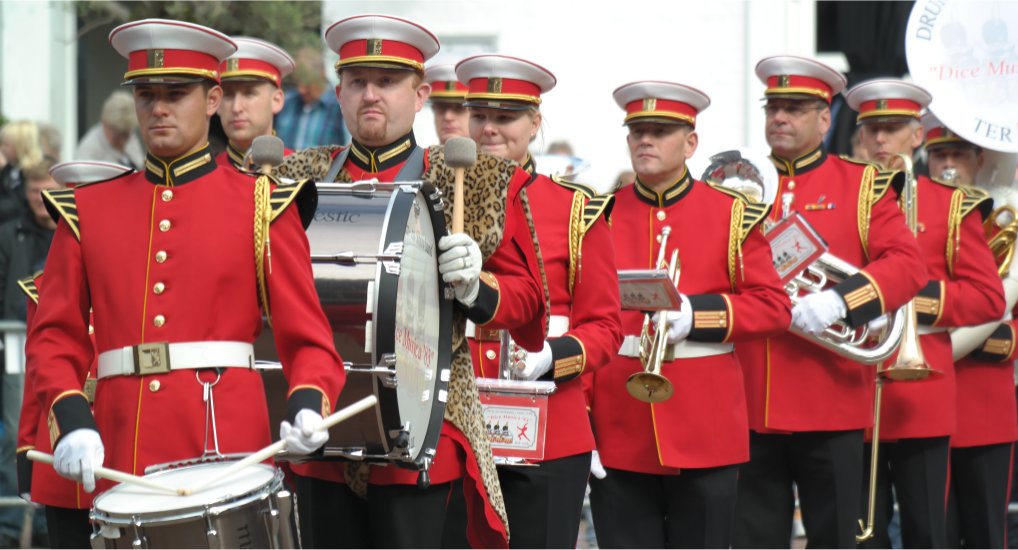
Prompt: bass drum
<box><xmin>257</xmin><ymin>181</ymin><xmax>452</xmax><ymax>471</ymax></box>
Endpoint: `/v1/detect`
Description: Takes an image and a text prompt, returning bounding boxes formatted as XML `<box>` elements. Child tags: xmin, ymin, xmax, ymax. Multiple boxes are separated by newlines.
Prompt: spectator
<box><xmin>37</xmin><ymin>123</ymin><xmax>61</xmax><ymax>162</ymax></box>
<box><xmin>0</xmin><ymin>121</ymin><xmax>43</xmax><ymax>225</ymax></box>
<box><xmin>75</xmin><ymin>90</ymin><xmax>145</xmax><ymax>169</ymax></box>
<box><xmin>274</xmin><ymin>47</ymin><xmax>348</xmax><ymax>150</ymax></box>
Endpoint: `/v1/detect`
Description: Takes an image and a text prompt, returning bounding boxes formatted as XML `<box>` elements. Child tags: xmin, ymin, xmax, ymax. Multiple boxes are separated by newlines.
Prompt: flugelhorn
<box><xmin>857</xmin><ymin>152</ymin><xmax>938</xmax><ymax>543</ymax></box>
<box><xmin>626</xmin><ymin>226</ymin><xmax>679</xmax><ymax>403</ymax></box>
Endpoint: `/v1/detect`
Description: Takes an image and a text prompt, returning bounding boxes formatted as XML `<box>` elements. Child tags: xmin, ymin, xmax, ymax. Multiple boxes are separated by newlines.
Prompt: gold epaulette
<box><xmin>705</xmin><ymin>182</ymin><xmax>771</xmax><ymax>242</ymax></box>
<box><xmin>269</xmin><ymin>178</ymin><xmax>313</xmax><ymax>224</ymax></box>
<box><xmin>551</xmin><ymin>175</ymin><xmax>596</xmax><ymax>198</ymax></box>
<box><xmin>42</xmin><ymin>188</ymin><xmax>80</xmax><ymax>241</ymax></box>
<box><xmin>957</xmin><ymin>184</ymin><xmax>992</xmax><ymax>220</ymax></box>
<box><xmin>566</xmin><ymin>191</ymin><xmax>615</xmax><ymax>295</ymax></box>
<box><xmin>871</xmin><ymin>169</ymin><xmax>902</xmax><ymax>204</ymax></box>
<box><xmin>17</xmin><ymin>272</ymin><xmax>41</xmax><ymax>304</ymax></box>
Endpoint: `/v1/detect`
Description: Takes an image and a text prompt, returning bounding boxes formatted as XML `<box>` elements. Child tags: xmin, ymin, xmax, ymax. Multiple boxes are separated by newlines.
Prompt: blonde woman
<box><xmin>0</xmin><ymin>120</ymin><xmax>43</xmax><ymax>224</ymax></box>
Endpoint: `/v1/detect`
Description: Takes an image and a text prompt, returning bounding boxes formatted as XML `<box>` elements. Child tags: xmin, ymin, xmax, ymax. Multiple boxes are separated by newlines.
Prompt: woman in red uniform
<box><xmin>455</xmin><ymin>54</ymin><xmax>622</xmax><ymax>548</ymax></box>
<box><xmin>588</xmin><ymin>80</ymin><xmax>791</xmax><ymax>548</ymax></box>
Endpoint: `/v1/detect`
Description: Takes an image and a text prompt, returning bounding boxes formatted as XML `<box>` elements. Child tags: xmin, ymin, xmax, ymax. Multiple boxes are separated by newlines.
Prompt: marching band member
<box><xmin>454</xmin><ymin>54</ymin><xmax>622</xmax><ymax>548</ymax></box>
<box><xmin>921</xmin><ymin>113</ymin><xmax>1018</xmax><ymax>549</ymax></box>
<box><xmin>216</xmin><ymin>37</ymin><xmax>295</xmax><ymax>170</ymax></box>
<box><xmin>846</xmin><ymin>81</ymin><xmax>1005</xmax><ymax>548</ymax></box>
<box><xmin>425</xmin><ymin>63</ymin><xmax>470</xmax><ymax>144</ymax></box>
<box><xmin>15</xmin><ymin>161</ymin><xmax>131</xmax><ymax>549</ymax></box>
<box><xmin>733</xmin><ymin>57</ymin><xmax>926</xmax><ymax>549</ymax></box>
<box><xmin>588</xmin><ymin>80</ymin><xmax>791</xmax><ymax>548</ymax></box>
<box><xmin>26</xmin><ymin>17</ymin><xmax>344</xmax><ymax>509</ymax></box>
<box><xmin>274</xmin><ymin>15</ymin><xmax>547</xmax><ymax>549</ymax></box>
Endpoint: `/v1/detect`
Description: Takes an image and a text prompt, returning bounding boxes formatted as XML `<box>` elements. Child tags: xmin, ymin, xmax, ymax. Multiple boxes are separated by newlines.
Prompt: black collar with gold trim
<box><xmin>225</xmin><ymin>142</ymin><xmax>247</xmax><ymax>171</ymax></box>
<box><xmin>770</xmin><ymin>144</ymin><xmax>827</xmax><ymax>177</ymax></box>
<box><xmin>521</xmin><ymin>154</ymin><xmax>536</xmax><ymax>176</ymax></box>
<box><xmin>145</xmin><ymin>144</ymin><xmax>217</xmax><ymax>186</ymax></box>
<box><xmin>348</xmin><ymin>132</ymin><xmax>417</xmax><ymax>173</ymax></box>
<box><xmin>633</xmin><ymin>167</ymin><xmax>693</xmax><ymax>207</ymax></box>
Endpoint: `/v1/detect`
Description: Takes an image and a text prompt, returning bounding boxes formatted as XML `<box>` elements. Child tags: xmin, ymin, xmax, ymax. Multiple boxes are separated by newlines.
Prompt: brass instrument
<box><xmin>626</xmin><ymin>226</ymin><xmax>680</xmax><ymax>403</ymax></box>
<box><xmin>986</xmin><ymin>205</ymin><xmax>1018</xmax><ymax>278</ymax></box>
<box><xmin>857</xmin><ymin>153</ymin><xmax>938</xmax><ymax>542</ymax></box>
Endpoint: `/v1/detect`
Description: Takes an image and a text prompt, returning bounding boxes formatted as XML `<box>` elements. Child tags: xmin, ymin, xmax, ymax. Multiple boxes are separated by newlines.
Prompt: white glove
<box><xmin>867</xmin><ymin>313</ymin><xmax>890</xmax><ymax>333</ymax></box>
<box><xmin>279</xmin><ymin>409</ymin><xmax>328</xmax><ymax>455</ymax></box>
<box><xmin>1004</xmin><ymin>310</ymin><xmax>1013</xmax><ymax>322</ymax></box>
<box><xmin>515</xmin><ymin>341</ymin><xmax>553</xmax><ymax>381</ymax></box>
<box><xmin>438</xmin><ymin>233</ymin><xmax>483</xmax><ymax>306</ymax></box>
<box><xmin>652</xmin><ymin>294</ymin><xmax>693</xmax><ymax>344</ymax></box>
<box><xmin>53</xmin><ymin>429</ymin><xmax>104</xmax><ymax>493</ymax></box>
<box><xmin>590</xmin><ymin>450</ymin><xmax>606</xmax><ymax>480</ymax></box>
<box><xmin>791</xmin><ymin>289</ymin><xmax>848</xmax><ymax>336</ymax></box>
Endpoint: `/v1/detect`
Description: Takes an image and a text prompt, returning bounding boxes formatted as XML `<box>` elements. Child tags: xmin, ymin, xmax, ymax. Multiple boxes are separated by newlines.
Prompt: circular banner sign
<box><xmin>906</xmin><ymin>0</ymin><xmax>1018</xmax><ymax>153</ymax></box>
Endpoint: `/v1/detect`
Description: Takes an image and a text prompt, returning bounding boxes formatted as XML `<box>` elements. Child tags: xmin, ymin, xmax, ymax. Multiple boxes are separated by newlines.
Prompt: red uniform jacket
<box><xmin>737</xmin><ymin>148</ymin><xmax>926</xmax><ymax>433</ymax></box>
<box><xmin>27</xmin><ymin>144</ymin><xmax>344</xmax><ymax>489</ymax></box>
<box><xmin>875</xmin><ymin>177</ymin><xmax>1004</xmax><ymax>440</ymax></box>
<box><xmin>954</xmin><ymin>317</ymin><xmax>1018</xmax><ymax>447</ymax></box>
<box><xmin>590</xmin><ymin>171</ymin><xmax>791</xmax><ymax>472</ymax></box>
<box><xmin>469</xmin><ymin>167</ymin><xmax>622</xmax><ymax>462</ymax></box>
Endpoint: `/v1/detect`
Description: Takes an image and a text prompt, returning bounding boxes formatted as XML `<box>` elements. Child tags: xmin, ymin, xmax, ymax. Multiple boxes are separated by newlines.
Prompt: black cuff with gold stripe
<box><xmin>464</xmin><ymin>272</ymin><xmax>500</xmax><ymax>325</ymax></box>
<box><xmin>286</xmin><ymin>387</ymin><xmax>328</xmax><ymax>424</ymax></box>
<box><xmin>49</xmin><ymin>394</ymin><xmax>97</xmax><ymax>447</ymax></box>
<box><xmin>688</xmin><ymin>294</ymin><xmax>730</xmax><ymax>342</ymax></box>
<box><xmin>16</xmin><ymin>450</ymin><xmax>32</xmax><ymax>496</ymax></box>
<box><xmin>833</xmin><ymin>273</ymin><xmax>881</xmax><ymax>328</ymax></box>
<box><xmin>914</xmin><ymin>280</ymin><xmax>944</xmax><ymax>326</ymax></box>
<box><xmin>970</xmin><ymin>323</ymin><xmax>1016</xmax><ymax>363</ymax></box>
<box><xmin>544</xmin><ymin>336</ymin><xmax>584</xmax><ymax>383</ymax></box>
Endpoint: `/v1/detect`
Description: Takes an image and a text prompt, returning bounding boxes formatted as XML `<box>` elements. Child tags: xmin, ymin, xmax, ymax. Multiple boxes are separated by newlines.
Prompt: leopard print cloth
<box><xmin>277</xmin><ymin>144</ymin><xmax>552</xmax><ymax>536</ymax></box>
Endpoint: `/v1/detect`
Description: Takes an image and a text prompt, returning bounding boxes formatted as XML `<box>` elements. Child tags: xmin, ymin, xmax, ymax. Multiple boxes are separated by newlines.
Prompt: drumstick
<box><xmin>26</xmin><ymin>450</ymin><xmax>180</xmax><ymax>496</ymax></box>
<box><xmin>444</xmin><ymin>137</ymin><xmax>477</xmax><ymax>234</ymax></box>
<box><xmin>182</xmin><ymin>394</ymin><xmax>378</xmax><ymax>495</ymax></box>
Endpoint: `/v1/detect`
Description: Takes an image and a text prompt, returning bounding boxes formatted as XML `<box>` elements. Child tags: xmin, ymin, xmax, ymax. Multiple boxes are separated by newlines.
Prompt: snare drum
<box><xmin>259</xmin><ymin>181</ymin><xmax>452</xmax><ymax>471</ymax></box>
<box><xmin>90</xmin><ymin>462</ymin><xmax>295</xmax><ymax>548</ymax></box>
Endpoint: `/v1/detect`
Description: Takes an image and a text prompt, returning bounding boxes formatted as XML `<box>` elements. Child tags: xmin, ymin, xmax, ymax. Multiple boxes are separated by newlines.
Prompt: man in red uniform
<box><xmin>274</xmin><ymin>15</ymin><xmax>546</xmax><ymax>549</ymax></box>
<box><xmin>424</xmin><ymin>63</ymin><xmax>470</xmax><ymax>145</ymax></box>
<box><xmin>454</xmin><ymin>54</ymin><xmax>622</xmax><ymax>548</ymax></box>
<box><xmin>920</xmin><ymin>112</ymin><xmax>1018</xmax><ymax>548</ymax></box>
<box><xmin>845</xmin><ymin>79</ymin><xmax>1005</xmax><ymax>549</ymax></box>
<box><xmin>15</xmin><ymin>161</ymin><xmax>131</xmax><ymax>549</ymax></box>
<box><xmin>216</xmin><ymin>37</ymin><xmax>294</xmax><ymax>170</ymax></box>
<box><xmin>733</xmin><ymin>57</ymin><xmax>926</xmax><ymax>549</ymax></box>
<box><xmin>26</xmin><ymin>18</ymin><xmax>344</xmax><ymax>503</ymax></box>
<box><xmin>587</xmin><ymin>80</ymin><xmax>791</xmax><ymax>548</ymax></box>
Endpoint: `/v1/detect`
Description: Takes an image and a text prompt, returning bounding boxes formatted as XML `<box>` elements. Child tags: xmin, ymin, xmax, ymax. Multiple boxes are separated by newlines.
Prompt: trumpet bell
<box><xmin>878</xmin><ymin>360</ymin><xmax>944</xmax><ymax>381</ymax></box>
<box><xmin>626</xmin><ymin>372</ymin><xmax>674</xmax><ymax>403</ymax></box>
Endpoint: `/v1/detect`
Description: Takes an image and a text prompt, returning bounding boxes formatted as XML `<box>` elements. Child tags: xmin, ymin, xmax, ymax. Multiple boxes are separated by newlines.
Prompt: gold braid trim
<box><xmin>728</xmin><ymin>199</ymin><xmax>745</xmax><ymax>290</ymax></box>
<box><xmin>254</xmin><ymin>175</ymin><xmax>273</xmax><ymax>327</ymax></box>
<box><xmin>947</xmin><ymin>189</ymin><xmax>964</xmax><ymax>278</ymax></box>
<box><xmin>567</xmin><ymin>191</ymin><xmax>585</xmax><ymax>296</ymax></box>
<box><xmin>857</xmin><ymin>165</ymin><xmax>877</xmax><ymax>261</ymax></box>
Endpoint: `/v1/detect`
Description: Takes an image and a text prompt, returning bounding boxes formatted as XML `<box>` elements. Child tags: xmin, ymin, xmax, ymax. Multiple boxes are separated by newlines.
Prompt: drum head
<box><xmin>374</xmin><ymin>183</ymin><xmax>451</xmax><ymax>467</ymax></box>
<box><xmin>92</xmin><ymin>462</ymin><xmax>276</xmax><ymax>519</ymax></box>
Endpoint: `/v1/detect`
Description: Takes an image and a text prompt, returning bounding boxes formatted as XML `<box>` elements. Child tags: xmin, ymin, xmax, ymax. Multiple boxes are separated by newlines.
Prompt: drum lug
<box><xmin>383</xmin><ymin>261</ymin><xmax>401</xmax><ymax>275</ymax></box>
<box><xmin>204</xmin><ymin>507</ymin><xmax>220</xmax><ymax>546</ymax></box>
<box><xmin>416</xmin><ymin>457</ymin><xmax>432</xmax><ymax>489</ymax></box>
<box><xmin>429</xmin><ymin>189</ymin><xmax>446</xmax><ymax>211</ymax></box>
<box><xmin>131</xmin><ymin>517</ymin><xmax>147</xmax><ymax>548</ymax></box>
<box><xmin>266</xmin><ymin>489</ymin><xmax>297</xmax><ymax>549</ymax></box>
<box><xmin>398</xmin><ymin>184</ymin><xmax>418</xmax><ymax>194</ymax></box>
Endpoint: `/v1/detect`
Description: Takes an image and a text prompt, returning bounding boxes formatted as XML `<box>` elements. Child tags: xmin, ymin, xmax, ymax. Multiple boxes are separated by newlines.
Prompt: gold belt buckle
<box><xmin>133</xmin><ymin>342</ymin><xmax>171</xmax><ymax>375</ymax></box>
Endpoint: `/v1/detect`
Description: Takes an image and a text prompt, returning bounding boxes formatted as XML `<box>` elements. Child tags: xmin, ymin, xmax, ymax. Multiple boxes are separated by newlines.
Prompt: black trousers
<box><xmin>45</xmin><ymin>506</ymin><xmax>90</xmax><ymax>549</ymax></box>
<box><xmin>858</xmin><ymin>436</ymin><xmax>950</xmax><ymax>549</ymax></box>
<box><xmin>589</xmin><ymin>464</ymin><xmax>739</xmax><ymax>548</ymax></box>
<box><xmin>294</xmin><ymin>474</ymin><xmax>370</xmax><ymax>549</ymax></box>
<box><xmin>733</xmin><ymin>430</ymin><xmax>864</xmax><ymax>549</ymax></box>
<box><xmin>946</xmin><ymin>442</ymin><xmax>1014</xmax><ymax>549</ymax></box>
<box><xmin>498</xmin><ymin>452</ymin><xmax>590</xmax><ymax>549</ymax></box>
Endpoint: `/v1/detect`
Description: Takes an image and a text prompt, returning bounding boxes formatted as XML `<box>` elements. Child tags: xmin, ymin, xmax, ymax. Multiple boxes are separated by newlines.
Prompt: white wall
<box><xmin>324</xmin><ymin>0</ymin><xmax>819</xmax><ymax>192</ymax></box>
<box><xmin>0</xmin><ymin>1</ymin><xmax>77</xmax><ymax>161</ymax></box>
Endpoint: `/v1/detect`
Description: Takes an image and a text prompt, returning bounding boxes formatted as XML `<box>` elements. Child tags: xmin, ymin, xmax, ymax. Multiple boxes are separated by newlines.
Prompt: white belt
<box><xmin>918</xmin><ymin>326</ymin><xmax>948</xmax><ymax>335</ymax></box>
<box><xmin>97</xmin><ymin>341</ymin><xmax>255</xmax><ymax>379</ymax></box>
<box><xmin>466</xmin><ymin>315</ymin><xmax>570</xmax><ymax>339</ymax></box>
<box><xmin>618</xmin><ymin>335</ymin><xmax>733</xmax><ymax>359</ymax></box>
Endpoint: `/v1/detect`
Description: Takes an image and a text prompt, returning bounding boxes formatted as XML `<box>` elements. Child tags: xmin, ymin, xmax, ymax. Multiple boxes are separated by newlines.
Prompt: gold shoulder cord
<box><xmin>946</xmin><ymin>189</ymin><xmax>964</xmax><ymax>278</ymax></box>
<box><xmin>254</xmin><ymin>175</ymin><xmax>273</xmax><ymax>326</ymax></box>
<box><xmin>567</xmin><ymin>192</ymin><xmax>585</xmax><ymax>296</ymax></box>
<box><xmin>857</xmin><ymin>165</ymin><xmax>877</xmax><ymax>261</ymax></box>
<box><xmin>728</xmin><ymin>199</ymin><xmax>745</xmax><ymax>291</ymax></box>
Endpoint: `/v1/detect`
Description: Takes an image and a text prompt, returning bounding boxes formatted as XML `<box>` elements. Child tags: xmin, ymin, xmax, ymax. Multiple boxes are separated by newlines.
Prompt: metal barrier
<box><xmin>0</xmin><ymin>321</ymin><xmax>31</xmax><ymax>548</ymax></box>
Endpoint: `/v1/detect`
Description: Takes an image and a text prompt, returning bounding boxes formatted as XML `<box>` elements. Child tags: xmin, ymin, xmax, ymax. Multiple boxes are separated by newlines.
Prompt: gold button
<box><xmin>148</xmin><ymin>380</ymin><xmax>161</xmax><ymax>392</ymax></box>
<box><xmin>155</xmin><ymin>251</ymin><xmax>167</xmax><ymax>263</ymax></box>
<box><xmin>656</xmin><ymin>211</ymin><xmax>666</xmax><ymax>221</ymax></box>
<box><xmin>88</xmin><ymin>325</ymin><xmax>94</xmax><ymax>335</ymax></box>
<box><xmin>153</xmin><ymin>282</ymin><xmax>165</xmax><ymax>294</ymax></box>
<box><xmin>153</xmin><ymin>315</ymin><xmax>165</xmax><ymax>327</ymax></box>
<box><xmin>787</xmin><ymin>180</ymin><xmax>796</xmax><ymax>191</ymax></box>
<box><xmin>656</xmin><ymin>234</ymin><xmax>662</xmax><ymax>243</ymax></box>
<box><xmin>161</xmin><ymin>190</ymin><xmax>173</xmax><ymax>202</ymax></box>
<box><xmin>159</xmin><ymin>219</ymin><xmax>171</xmax><ymax>232</ymax></box>
<box><xmin>485</xmin><ymin>350</ymin><xmax>497</xmax><ymax>361</ymax></box>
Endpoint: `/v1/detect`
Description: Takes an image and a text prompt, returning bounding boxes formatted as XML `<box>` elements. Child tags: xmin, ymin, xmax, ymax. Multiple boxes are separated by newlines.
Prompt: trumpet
<box><xmin>626</xmin><ymin>227</ymin><xmax>680</xmax><ymax>403</ymax></box>
<box><xmin>857</xmin><ymin>152</ymin><xmax>939</xmax><ymax>542</ymax></box>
